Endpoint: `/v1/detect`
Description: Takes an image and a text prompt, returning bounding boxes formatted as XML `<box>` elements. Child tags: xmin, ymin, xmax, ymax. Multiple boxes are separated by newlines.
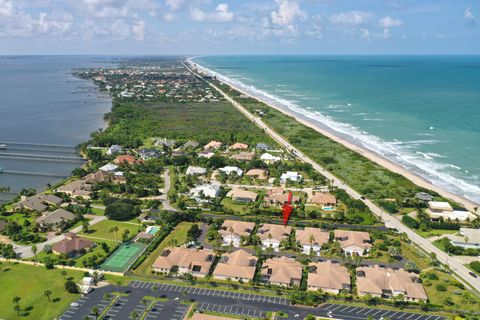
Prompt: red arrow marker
<box><xmin>282</xmin><ymin>192</ymin><xmax>293</xmax><ymax>226</ymax></box>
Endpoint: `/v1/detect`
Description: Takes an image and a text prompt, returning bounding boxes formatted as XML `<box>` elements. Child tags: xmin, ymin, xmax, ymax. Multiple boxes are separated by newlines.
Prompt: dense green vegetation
<box><xmin>89</xmin><ymin>101</ymin><xmax>274</xmax><ymax>148</ymax></box>
<box><xmin>215</xmin><ymin>82</ymin><xmax>452</xmax><ymax>212</ymax></box>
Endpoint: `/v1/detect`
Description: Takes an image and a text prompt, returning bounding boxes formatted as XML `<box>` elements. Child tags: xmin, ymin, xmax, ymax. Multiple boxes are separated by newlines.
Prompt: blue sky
<box><xmin>0</xmin><ymin>0</ymin><xmax>479</xmax><ymax>55</ymax></box>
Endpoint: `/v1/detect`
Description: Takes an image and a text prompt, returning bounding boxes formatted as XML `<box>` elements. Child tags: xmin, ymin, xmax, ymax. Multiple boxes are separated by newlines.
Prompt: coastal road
<box><xmin>183</xmin><ymin>60</ymin><xmax>480</xmax><ymax>294</ymax></box>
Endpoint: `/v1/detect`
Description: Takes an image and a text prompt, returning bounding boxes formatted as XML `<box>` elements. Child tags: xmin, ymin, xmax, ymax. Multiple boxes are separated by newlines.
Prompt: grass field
<box><xmin>101</xmin><ymin>242</ymin><xmax>146</xmax><ymax>272</ymax></box>
<box><xmin>78</xmin><ymin>220</ymin><xmax>141</xmax><ymax>241</ymax></box>
<box><xmin>0</xmin><ymin>263</ymin><xmax>83</xmax><ymax>320</ymax></box>
<box><xmin>132</xmin><ymin>222</ymin><xmax>194</xmax><ymax>276</ymax></box>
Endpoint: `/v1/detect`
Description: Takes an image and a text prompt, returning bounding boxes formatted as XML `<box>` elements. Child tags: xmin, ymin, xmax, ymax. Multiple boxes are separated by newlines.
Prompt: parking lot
<box><xmin>129</xmin><ymin>280</ymin><xmax>289</xmax><ymax>305</ymax></box>
<box><xmin>59</xmin><ymin>283</ymin><xmax>447</xmax><ymax>320</ymax></box>
<box><xmin>197</xmin><ymin>302</ymin><xmax>266</xmax><ymax>318</ymax></box>
<box><xmin>320</xmin><ymin>304</ymin><xmax>446</xmax><ymax>320</ymax></box>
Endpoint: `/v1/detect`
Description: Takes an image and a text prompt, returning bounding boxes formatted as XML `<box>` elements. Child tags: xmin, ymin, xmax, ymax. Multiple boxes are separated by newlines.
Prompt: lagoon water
<box><xmin>0</xmin><ymin>56</ymin><xmax>112</xmax><ymax>194</ymax></box>
<box><xmin>195</xmin><ymin>56</ymin><xmax>480</xmax><ymax>204</ymax></box>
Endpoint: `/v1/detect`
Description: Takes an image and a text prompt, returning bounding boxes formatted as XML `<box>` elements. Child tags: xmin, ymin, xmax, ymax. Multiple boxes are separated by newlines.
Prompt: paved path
<box><xmin>160</xmin><ymin>168</ymin><xmax>178</xmax><ymax>212</ymax></box>
<box><xmin>13</xmin><ymin>214</ymin><xmax>107</xmax><ymax>258</ymax></box>
<box><xmin>184</xmin><ymin>61</ymin><xmax>480</xmax><ymax>293</ymax></box>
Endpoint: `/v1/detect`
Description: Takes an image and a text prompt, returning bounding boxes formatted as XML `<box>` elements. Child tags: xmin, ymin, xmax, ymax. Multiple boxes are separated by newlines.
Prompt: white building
<box><xmin>449</xmin><ymin>228</ymin><xmax>480</xmax><ymax>249</ymax></box>
<box><xmin>107</xmin><ymin>145</ymin><xmax>123</xmax><ymax>155</ymax></box>
<box><xmin>186</xmin><ymin>166</ymin><xmax>207</xmax><ymax>176</ymax></box>
<box><xmin>280</xmin><ymin>171</ymin><xmax>302</xmax><ymax>183</ymax></box>
<box><xmin>260</xmin><ymin>153</ymin><xmax>281</xmax><ymax>164</ymax></box>
<box><xmin>99</xmin><ymin>163</ymin><xmax>118</xmax><ymax>172</ymax></box>
<box><xmin>219</xmin><ymin>166</ymin><xmax>243</xmax><ymax>176</ymax></box>
<box><xmin>427</xmin><ymin>201</ymin><xmax>476</xmax><ymax>222</ymax></box>
<box><xmin>189</xmin><ymin>184</ymin><xmax>221</xmax><ymax>201</ymax></box>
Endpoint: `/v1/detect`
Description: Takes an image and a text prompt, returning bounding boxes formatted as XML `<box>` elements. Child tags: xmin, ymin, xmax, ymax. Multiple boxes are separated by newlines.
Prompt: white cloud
<box><xmin>464</xmin><ymin>6</ymin><xmax>474</xmax><ymax>20</ymax></box>
<box><xmin>165</xmin><ymin>0</ymin><xmax>183</xmax><ymax>11</ymax></box>
<box><xmin>132</xmin><ymin>20</ymin><xmax>145</xmax><ymax>40</ymax></box>
<box><xmin>378</xmin><ymin>16</ymin><xmax>403</xmax><ymax>28</ymax></box>
<box><xmin>0</xmin><ymin>0</ymin><xmax>14</xmax><ymax>17</ymax></box>
<box><xmin>329</xmin><ymin>11</ymin><xmax>372</xmax><ymax>28</ymax></box>
<box><xmin>271</xmin><ymin>0</ymin><xmax>305</xmax><ymax>26</ymax></box>
<box><xmin>163</xmin><ymin>13</ymin><xmax>177</xmax><ymax>22</ymax></box>
<box><xmin>190</xmin><ymin>3</ymin><xmax>234</xmax><ymax>23</ymax></box>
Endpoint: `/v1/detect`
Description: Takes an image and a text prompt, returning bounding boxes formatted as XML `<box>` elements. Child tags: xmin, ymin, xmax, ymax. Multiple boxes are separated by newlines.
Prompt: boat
<box><xmin>0</xmin><ymin>144</ymin><xmax>6</xmax><ymax>149</ymax></box>
<box><xmin>0</xmin><ymin>167</ymin><xmax>3</xmax><ymax>173</ymax></box>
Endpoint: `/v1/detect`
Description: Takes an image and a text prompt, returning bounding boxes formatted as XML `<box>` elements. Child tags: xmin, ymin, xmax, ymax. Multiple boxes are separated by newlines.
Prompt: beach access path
<box><xmin>183</xmin><ymin>60</ymin><xmax>480</xmax><ymax>294</ymax></box>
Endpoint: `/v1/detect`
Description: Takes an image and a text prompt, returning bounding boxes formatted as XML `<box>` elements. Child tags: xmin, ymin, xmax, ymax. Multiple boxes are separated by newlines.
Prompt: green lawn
<box><xmin>132</xmin><ymin>222</ymin><xmax>194</xmax><ymax>276</ymax></box>
<box><xmin>91</xmin><ymin>207</ymin><xmax>105</xmax><ymax>215</ymax></box>
<box><xmin>221</xmin><ymin>198</ymin><xmax>251</xmax><ymax>215</ymax></box>
<box><xmin>78</xmin><ymin>220</ymin><xmax>142</xmax><ymax>241</ymax></box>
<box><xmin>0</xmin><ymin>263</ymin><xmax>83</xmax><ymax>320</ymax></box>
<box><xmin>415</xmin><ymin>229</ymin><xmax>458</xmax><ymax>238</ymax></box>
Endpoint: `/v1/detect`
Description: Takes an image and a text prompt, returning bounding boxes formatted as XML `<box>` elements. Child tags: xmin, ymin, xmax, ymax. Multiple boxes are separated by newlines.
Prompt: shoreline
<box><xmin>188</xmin><ymin>58</ymin><xmax>479</xmax><ymax>213</ymax></box>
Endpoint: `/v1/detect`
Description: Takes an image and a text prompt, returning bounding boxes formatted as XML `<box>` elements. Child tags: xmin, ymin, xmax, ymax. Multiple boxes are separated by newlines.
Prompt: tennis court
<box><xmin>100</xmin><ymin>242</ymin><xmax>146</xmax><ymax>272</ymax></box>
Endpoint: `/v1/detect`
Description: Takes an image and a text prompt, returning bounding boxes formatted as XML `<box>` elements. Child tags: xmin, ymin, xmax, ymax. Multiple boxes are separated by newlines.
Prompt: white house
<box><xmin>99</xmin><ymin>163</ymin><xmax>118</xmax><ymax>172</ymax></box>
<box><xmin>186</xmin><ymin>166</ymin><xmax>207</xmax><ymax>176</ymax></box>
<box><xmin>107</xmin><ymin>145</ymin><xmax>123</xmax><ymax>156</ymax></box>
<box><xmin>189</xmin><ymin>184</ymin><xmax>221</xmax><ymax>201</ymax></box>
<box><xmin>280</xmin><ymin>171</ymin><xmax>302</xmax><ymax>183</ymax></box>
<box><xmin>427</xmin><ymin>201</ymin><xmax>476</xmax><ymax>222</ymax></box>
<box><xmin>260</xmin><ymin>153</ymin><xmax>281</xmax><ymax>164</ymax></box>
<box><xmin>449</xmin><ymin>228</ymin><xmax>480</xmax><ymax>249</ymax></box>
<box><xmin>219</xmin><ymin>166</ymin><xmax>243</xmax><ymax>176</ymax></box>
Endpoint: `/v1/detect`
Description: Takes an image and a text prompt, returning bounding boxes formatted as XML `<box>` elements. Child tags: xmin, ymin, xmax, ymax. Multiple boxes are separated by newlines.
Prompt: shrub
<box><xmin>402</xmin><ymin>215</ymin><xmax>419</xmax><ymax>229</ymax></box>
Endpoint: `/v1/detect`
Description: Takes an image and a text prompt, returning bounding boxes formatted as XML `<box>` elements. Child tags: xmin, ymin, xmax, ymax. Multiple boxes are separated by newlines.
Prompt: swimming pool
<box><xmin>322</xmin><ymin>207</ymin><xmax>334</xmax><ymax>211</ymax></box>
<box><xmin>146</xmin><ymin>226</ymin><xmax>160</xmax><ymax>235</ymax></box>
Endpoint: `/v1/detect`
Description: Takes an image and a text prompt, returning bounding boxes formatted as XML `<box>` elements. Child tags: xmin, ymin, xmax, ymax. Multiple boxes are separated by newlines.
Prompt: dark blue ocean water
<box><xmin>195</xmin><ymin>56</ymin><xmax>480</xmax><ymax>203</ymax></box>
<box><xmin>0</xmin><ymin>56</ymin><xmax>112</xmax><ymax>193</ymax></box>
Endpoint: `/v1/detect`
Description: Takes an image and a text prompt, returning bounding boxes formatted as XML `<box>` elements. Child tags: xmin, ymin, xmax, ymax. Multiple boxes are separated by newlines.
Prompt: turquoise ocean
<box><xmin>193</xmin><ymin>56</ymin><xmax>480</xmax><ymax>204</ymax></box>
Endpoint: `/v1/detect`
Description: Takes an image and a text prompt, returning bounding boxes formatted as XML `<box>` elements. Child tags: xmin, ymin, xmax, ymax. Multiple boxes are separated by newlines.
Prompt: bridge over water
<box><xmin>0</xmin><ymin>152</ymin><xmax>85</xmax><ymax>164</ymax></box>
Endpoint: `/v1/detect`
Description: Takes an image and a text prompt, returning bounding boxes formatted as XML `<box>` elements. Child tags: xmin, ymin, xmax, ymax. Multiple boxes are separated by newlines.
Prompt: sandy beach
<box><xmin>189</xmin><ymin>59</ymin><xmax>479</xmax><ymax>214</ymax></box>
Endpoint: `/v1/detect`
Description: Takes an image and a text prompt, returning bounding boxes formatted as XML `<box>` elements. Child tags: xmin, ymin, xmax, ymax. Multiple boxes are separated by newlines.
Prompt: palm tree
<box><xmin>91</xmin><ymin>306</ymin><xmax>99</xmax><ymax>317</ymax></box>
<box><xmin>32</xmin><ymin>245</ymin><xmax>38</xmax><ymax>263</ymax></box>
<box><xmin>44</xmin><ymin>290</ymin><xmax>52</xmax><ymax>302</ymax></box>
<box><xmin>12</xmin><ymin>296</ymin><xmax>21</xmax><ymax>306</ymax></box>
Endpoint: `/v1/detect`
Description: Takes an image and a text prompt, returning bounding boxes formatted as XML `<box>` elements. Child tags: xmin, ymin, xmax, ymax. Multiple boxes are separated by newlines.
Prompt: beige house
<box><xmin>307</xmin><ymin>261</ymin><xmax>351</xmax><ymax>294</ymax></box>
<box><xmin>16</xmin><ymin>194</ymin><xmax>63</xmax><ymax>213</ymax></box>
<box><xmin>204</xmin><ymin>140</ymin><xmax>222</xmax><ymax>150</ymax></box>
<box><xmin>356</xmin><ymin>265</ymin><xmax>427</xmax><ymax>302</ymax></box>
<box><xmin>308</xmin><ymin>193</ymin><xmax>337</xmax><ymax>208</ymax></box>
<box><xmin>263</xmin><ymin>187</ymin><xmax>300</xmax><ymax>206</ymax></box>
<box><xmin>213</xmin><ymin>249</ymin><xmax>258</xmax><ymax>282</ymax></box>
<box><xmin>260</xmin><ymin>256</ymin><xmax>303</xmax><ymax>287</ymax></box>
<box><xmin>334</xmin><ymin>230</ymin><xmax>371</xmax><ymax>256</ymax></box>
<box><xmin>296</xmin><ymin>227</ymin><xmax>330</xmax><ymax>256</ymax></box>
<box><xmin>258</xmin><ymin>223</ymin><xmax>292</xmax><ymax>251</ymax></box>
<box><xmin>229</xmin><ymin>142</ymin><xmax>249</xmax><ymax>150</ymax></box>
<box><xmin>219</xmin><ymin>220</ymin><xmax>255</xmax><ymax>247</ymax></box>
<box><xmin>152</xmin><ymin>247</ymin><xmax>215</xmax><ymax>278</ymax></box>
<box><xmin>226</xmin><ymin>188</ymin><xmax>258</xmax><ymax>203</ymax></box>
<box><xmin>36</xmin><ymin>208</ymin><xmax>76</xmax><ymax>230</ymax></box>
<box><xmin>245</xmin><ymin>168</ymin><xmax>268</xmax><ymax>180</ymax></box>
<box><xmin>55</xmin><ymin>180</ymin><xmax>92</xmax><ymax>199</ymax></box>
